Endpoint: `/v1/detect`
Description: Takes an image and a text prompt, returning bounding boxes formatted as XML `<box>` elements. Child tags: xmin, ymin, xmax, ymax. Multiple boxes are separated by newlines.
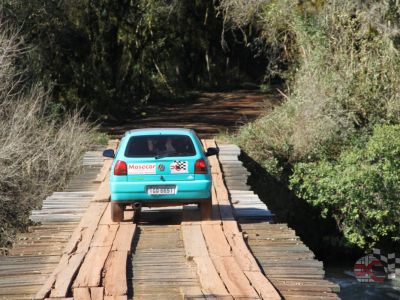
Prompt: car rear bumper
<box><xmin>110</xmin><ymin>180</ymin><xmax>211</xmax><ymax>202</ymax></box>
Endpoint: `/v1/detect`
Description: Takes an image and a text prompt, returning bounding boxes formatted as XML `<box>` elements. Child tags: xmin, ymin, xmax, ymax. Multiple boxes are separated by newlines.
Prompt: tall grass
<box><xmin>0</xmin><ymin>23</ymin><xmax>94</xmax><ymax>249</ymax></box>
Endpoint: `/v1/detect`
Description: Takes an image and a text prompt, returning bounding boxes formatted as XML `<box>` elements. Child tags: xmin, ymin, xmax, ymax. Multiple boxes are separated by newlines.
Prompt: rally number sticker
<box><xmin>128</xmin><ymin>163</ymin><xmax>156</xmax><ymax>175</ymax></box>
<box><xmin>170</xmin><ymin>161</ymin><xmax>188</xmax><ymax>174</ymax></box>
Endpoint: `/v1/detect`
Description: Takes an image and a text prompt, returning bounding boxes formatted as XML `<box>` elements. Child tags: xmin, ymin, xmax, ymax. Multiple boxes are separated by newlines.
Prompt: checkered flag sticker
<box><xmin>373</xmin><ymin>248</ymin><xmax>400</xmax><ymax>280</ymax></box>
<box><xmin>170</xmin><ymin>160</ymin><xmax>188</xmax><ymax>174</ymax></box>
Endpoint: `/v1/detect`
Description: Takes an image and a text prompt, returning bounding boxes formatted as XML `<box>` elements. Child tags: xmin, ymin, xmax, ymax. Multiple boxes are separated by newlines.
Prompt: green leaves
<box><xmin>290</xmin><ymin>124</ymin><xmax>400</xmax><ymax>248</ymax></box>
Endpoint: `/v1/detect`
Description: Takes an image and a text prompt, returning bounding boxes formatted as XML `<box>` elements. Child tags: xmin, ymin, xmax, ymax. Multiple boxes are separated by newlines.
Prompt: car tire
<box><xmin>133</xmin><ymin>206</ymin><xmax>142</xmax><ymax>223</ymax></box>
<box><xmin>111</xmin><ymin>202</ymin><xmax>124</xmax><ymax>222</ymax></box>
<box><xmin>199</xmin><ymin>199</ymin><xmax>212</xmax><ymax>220</ymax></box>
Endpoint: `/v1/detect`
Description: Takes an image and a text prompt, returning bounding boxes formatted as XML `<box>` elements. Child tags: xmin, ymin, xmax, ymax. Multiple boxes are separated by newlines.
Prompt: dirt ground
<box><xmin>102</xmin><ymin>89</ymin><xmax>282</xmax><ymax>138</ymax></box>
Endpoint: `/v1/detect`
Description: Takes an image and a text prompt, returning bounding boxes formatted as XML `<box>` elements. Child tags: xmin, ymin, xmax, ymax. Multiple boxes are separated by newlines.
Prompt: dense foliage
<box><xmin>1</xmin><ymin>0</ymin><xmax>266</xmax><ymax>247</ymax></box>
<box><xmin>4</xmin><ymin>0</ymin><xmax>263</xmax><ymax>117</ymax></box>
<box><xmin>228</xmin><ymin>0</ymin><xmax>400</xmax><ymax>249</ymax></box>
<box><xmin>290</xmin><ymin>125</ymin><xmax>400</xmax><ymax>248</ymax></box>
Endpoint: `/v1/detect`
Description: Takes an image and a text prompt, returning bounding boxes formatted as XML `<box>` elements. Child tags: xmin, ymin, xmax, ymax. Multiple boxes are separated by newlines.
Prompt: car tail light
<box><xmin>114</xmin><ymin>160</ymin><xmax>127</xmax><ymax>176</ymax></box>
<box><xmin>195</xmin><ymin>159</ymin><xmax>207</xmax><ymax>174</ymax></box>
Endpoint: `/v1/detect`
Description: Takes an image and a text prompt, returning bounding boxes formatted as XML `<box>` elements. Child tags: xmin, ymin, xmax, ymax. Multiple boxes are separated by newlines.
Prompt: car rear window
<box><xmin>125</xmin><ymin>135</ymin><xmax>196</xmax><ymax>157</ymax></box>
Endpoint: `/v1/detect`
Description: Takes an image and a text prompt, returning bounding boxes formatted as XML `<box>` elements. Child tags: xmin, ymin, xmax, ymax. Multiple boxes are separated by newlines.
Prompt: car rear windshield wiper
<box><xmin>155</xmin><ymin>151</ymin><xmax>178</xmax><ymax>159</ymax></box>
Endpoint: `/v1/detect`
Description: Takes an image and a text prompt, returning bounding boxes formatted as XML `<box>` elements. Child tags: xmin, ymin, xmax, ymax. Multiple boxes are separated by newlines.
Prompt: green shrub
<box><xmin>225</xmin><ymin>1</ymin><xmax>400</xmax><ymax>250</ymax></box>
<box><xmin>228</xmin><ymin>1</ymin><xmax>400</xmax><ymax>192</ymax></box>
<box><xmin>290</xmin><ymin>124</ymin><xmax>400</xmax><ymax>248</ymax></box>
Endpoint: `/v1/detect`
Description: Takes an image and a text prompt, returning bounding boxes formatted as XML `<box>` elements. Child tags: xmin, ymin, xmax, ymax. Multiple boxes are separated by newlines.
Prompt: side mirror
<box><xmin>103</xmin><ymin>149</ymin><xmax>115</xmax><ymax>158</ymax></box>
<box><xmin>205</xmin><ymin>147</ymin><xmax>219</xmax><ymax>157</ymax></box>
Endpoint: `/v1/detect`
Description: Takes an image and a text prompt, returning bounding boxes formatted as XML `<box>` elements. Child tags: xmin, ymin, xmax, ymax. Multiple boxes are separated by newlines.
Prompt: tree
<box><xmin>5</xmin><ymin>0</ymin><xmax>261</xmax><ymax>117</ymax></box>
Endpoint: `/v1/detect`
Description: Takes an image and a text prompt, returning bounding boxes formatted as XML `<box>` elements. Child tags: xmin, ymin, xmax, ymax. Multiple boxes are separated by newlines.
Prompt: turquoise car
<box><xmin>103</xmin><ymin>128</ymin><xmax>219</xmax><ymax>222</ymax></box>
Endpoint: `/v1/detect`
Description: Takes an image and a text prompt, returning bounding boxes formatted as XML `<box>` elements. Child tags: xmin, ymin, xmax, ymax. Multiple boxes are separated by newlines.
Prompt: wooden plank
<box><xmin>64</xmin><ymin>227</ymin><xmax>98</xmax><ymax>255</ymax></box>
<box><xmin>222</xmin><ymin>220</ymin><xmax>240</xmax><ymax>235</ymax></box>
<box><xmin>184</xmin><ymin>144</ymin><xmax>261</xmax><ymax>298</ymax></box>
<box><xmin>91</xmin><ymin>225</ymin><xmax>119</xmax><ymax>247</ymax></box>
<box><xmin>94</xmin><ymin>159</ymin><xmax>113</xmax><ymax>183</ymax></box>
<box><xmin>73</xmin><ymin>287</ymin><xmax>91</xmax><ymax>300</ymax></box>
<box><xmin>111</xmin><ymin>224</ymin><xmax>137</xmax><ymax>252</ymax></box>
<box><xmin>0</xmin><ymin>264</ymin><xmax>55</xmax><ymax>276</ymax></box>
<box><xmin>245</xmin><ymin>271</ymin><xmax>282</xmax><ymax>300</ymax></box>
<box><xmin>201</xmin><ymin>224</ymin><xmax>231</xmax><ymax>257</ymax></box>
<box><xmin>229</xmin><ymin>190</ymin><xmax>255</xmax><ymax>195</ymax></box>
<box><xmin>49</xmin><ymin>252</ymin><xmax>86</xmax><ymax>297</ymax></box>
<box><xmin>25</xmin><ymin>146</ymin><xmax>112</xmax><ymax>299</ymax></box>
<box><xmin>22</xmin><ymin>276</ymin><xmax>52</xmax><ymax>298</ymax></box>
<box><xmin>225</xmin><ymin>234</ymin><xmax>259</xmax><ymax>272</ymax></box>
<box><xmin>209</xmin><ymin>140</ymin><xmax>282</xmax><ymax>299</ymax></box>
<box><xmin>52</xmin><ymin>192</ymin><xmax>95</xmax><ymax>196</ymax></box>
<box><xmin>103</xmin><ymin>251</ymin><xmax>128</xmax><ymax>296</ymax></box>
<box><xmin>35</xmin><ymin>204</ymin><xmax>108</xmax><ymax>299</ymax></box>
<box><xmin>92</xmin><ymin>173</ymin><xmax>110</xmax><ymax>202</ymax></box>
<box><xmin>182</xmin><ymin>286</ymin><xmax>206</xmax><ymax>299</ymax></box>
<box><xmin>104</xmin><ymin>296</ymin><xmax>127</xmax><ymax>300</ymax></box>
<box><xmin>32</xmin><ymin>208</ymin><xmax>87</xmax><ymax>214</ymax></box>
<box><xmin>283</xmin><ymin>292</ymin><xmax>340</xmax><ymax>299</ymax></box>
<box><xmin>73</xmin><ymin>246</ymin><xmax>112</xmax><ymax>288</ymax></box>
<box><xmin>79</xmin><ymin>203</ymin><xmax>108</xmax><ymax>229</ymax></box>
<box><xmin>211</xmin><ymin>256</ymin><xmax>258</xmax><ymax>298</ymax></box>
<box><xmin>43</xmin><ymin>194</ymin><xmax>93</xmax><ymax>200</ymax></box>
<box><xmin>181</xmin><ymin>222</ymin><xmax>230</xmax><ymax>298</ymax></box>
<box><xmin>193</xmin><ymin>256</ymin><xmax>231</xmax><ymax>298</ymax></box>
<box><xmin>30</xmin><ymin>215</ymin><xmax>82</xmax><ymax>223</ymax></box>
<box><xmin>181</xmin><ymin>224</ymin><xmax>208</xmax><ymax>258</ymax></box>
<box><xmin>90</xmin><ymin>287</ymin><xmax>104</xmax><ymax>300</ymax></box>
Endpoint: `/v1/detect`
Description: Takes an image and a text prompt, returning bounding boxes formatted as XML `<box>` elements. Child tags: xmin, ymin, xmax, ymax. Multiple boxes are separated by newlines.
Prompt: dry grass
<box><xmin>0</xmin><ymin>23</ymin><xmax>94</xmax><ymax>248</ymax></box>
<box><xmin>217</xmin><ymin>0</ymin><xmax>268</xmax><ymax>28</ymax></box>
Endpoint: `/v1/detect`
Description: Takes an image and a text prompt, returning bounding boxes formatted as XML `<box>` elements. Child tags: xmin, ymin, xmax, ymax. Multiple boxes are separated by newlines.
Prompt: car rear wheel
<box><xmin>111</xmin><ymin>202</ymin><xmax>124</xmax><ymax>222</ymax></box>
<box><xmin>133</xmin><ymin>206</ymin><xmax>142</xmax><ymax>223</ymax></box>
<box><xmin>199</xmin><ymin>199</ymin><xmax>212</xmax><ymax>220</ymax></box>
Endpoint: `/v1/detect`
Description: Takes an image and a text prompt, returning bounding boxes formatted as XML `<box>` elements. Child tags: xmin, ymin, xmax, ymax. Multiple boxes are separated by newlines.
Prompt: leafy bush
<box><xmin>225</xmin><ymin>0</ymin><xmax>400</xmax><ymax>249</ymax></box>
<box><xmin>290</xmin><ymin>124</ymin><xmax>400</xmax><ymax>248</ymax></box>
<box><xmin>0</xmin><ymin>24</ymin><xmax>94</xmax><ymax>248</ymax></box>
<box><xmin>235</xmin><ymin>0</ymin><xmax>400</xmax><ymax>167</ymax></box>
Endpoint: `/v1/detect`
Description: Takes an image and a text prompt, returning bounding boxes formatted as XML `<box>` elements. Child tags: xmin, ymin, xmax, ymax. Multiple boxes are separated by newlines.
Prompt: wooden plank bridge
<box><xmin>0</xmin><ymin>139</ymin><xmax>340</xmax><ymax>300</ymax></box>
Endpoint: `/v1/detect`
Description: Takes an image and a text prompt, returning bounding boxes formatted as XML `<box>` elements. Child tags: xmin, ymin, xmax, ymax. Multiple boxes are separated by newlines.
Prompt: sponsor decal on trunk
<box><xmin>170</xmin><ymin>161</ymin><xmax>188</xmax><ymax>174</ymax></box>
<box><xmin>128</xmin><ymin>163</ymin><xmax>156</xmax><ymax>175</ymax></box>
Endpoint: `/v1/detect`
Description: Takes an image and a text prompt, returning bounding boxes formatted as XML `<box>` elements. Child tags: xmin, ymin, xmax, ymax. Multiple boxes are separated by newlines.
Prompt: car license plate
<box><xmin>147</xmin><ymin>185</ymin><xmax>176</xmax><ymax>195</ymax></box>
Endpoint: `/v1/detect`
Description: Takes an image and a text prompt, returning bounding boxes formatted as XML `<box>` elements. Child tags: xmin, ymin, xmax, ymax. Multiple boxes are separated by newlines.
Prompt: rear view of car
<box><xmin>103</xmin><ymin>128</ymin><xmax>219</xmax><ymax>222</ymax></box>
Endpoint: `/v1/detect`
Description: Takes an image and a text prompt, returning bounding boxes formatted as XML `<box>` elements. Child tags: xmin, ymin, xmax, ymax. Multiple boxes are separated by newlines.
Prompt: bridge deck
<box><xmin>0</xmin><ymin>140</ymin><xmax>339</xmax><ymax>300</ymax></box>
<box><xmin>217</xmin><ymin>144</ymin><xmax>340</xmax><ymax>299</ymax></box>
<box><xmin>0</xmin><ymin>150</ymin><xmax>104</xmax><ymax>299</ymax></box>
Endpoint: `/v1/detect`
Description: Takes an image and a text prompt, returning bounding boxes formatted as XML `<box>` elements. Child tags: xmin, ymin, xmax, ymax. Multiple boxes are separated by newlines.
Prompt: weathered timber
<box><xmin>217</xmin><ymin>141</ymin><xmax>340</xmax><ymax>300</ymax></box>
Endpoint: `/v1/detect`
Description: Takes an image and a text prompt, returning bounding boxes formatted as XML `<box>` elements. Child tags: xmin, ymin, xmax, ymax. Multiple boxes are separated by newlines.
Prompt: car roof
<box><xmin>124</xmin><ymin>128</ymin><xmax>196</xmax><ymax>137</ymax></box>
